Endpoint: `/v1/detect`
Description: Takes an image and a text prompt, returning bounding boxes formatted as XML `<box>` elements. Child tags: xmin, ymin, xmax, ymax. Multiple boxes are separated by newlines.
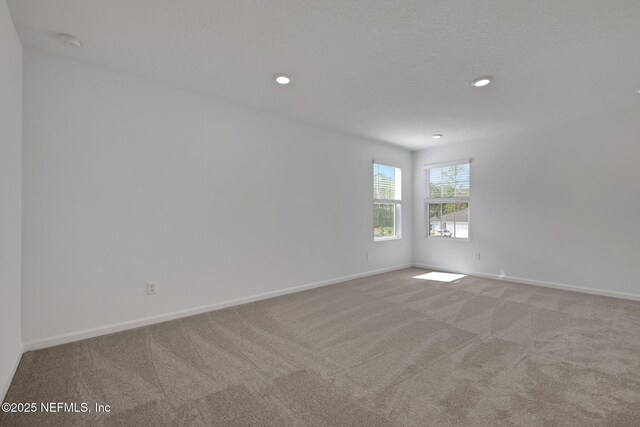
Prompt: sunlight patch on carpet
<box><xmin>413</xmin><ymin>272</ymin><xmax>467</xmax><ymax>282</ymax></box>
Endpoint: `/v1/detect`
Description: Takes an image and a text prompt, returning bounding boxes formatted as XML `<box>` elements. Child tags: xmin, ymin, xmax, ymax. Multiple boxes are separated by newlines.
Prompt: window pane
<box><xmin>442</xmin><ymin>183</ymin><xmax>455</xmax><ymax>198</ymax></box>
<box><xmin>427</xmin><ymin>163</ymin><xmax>470</xmax><ymax>199</ymax></box>
<box><xmin>456</xmin><ymin>164</ymin><xmax>470</xmax><ymax>182</ymax></box>
<box><xmin>455</xmin><ymin>182</ymin><xmax>470</xmax><ymax>197</ymax></box>
<box><xmin>442</xmin><ymin>203</ymin><xmax>456</xmax><ymax>218</ymax></box>
<box><xmin>374</xmin><ymin>204</ymin><xmax>396</xmax><ymax>238</ymax></box>
<box><xmin>429</xmin><ymin>168</ymin><xmax>443</xmax><ymax>184</ymax></box>
<box><xmin>373</xmin><ymin>164</ymin><xmax>399</xmax><ymax>200</ymax></box>
<box><xmin>454</xmin><ymin>222</ymin><xmax>469</xmax><ymax>239</ymax></box>
<box><xmin>428</xmin><ymin>203</ymin><xmax>441</xmax><ymax>220</ymax></box>
<box><xmin>429</xmin><ymin>203</ymin><xmax>453</xmax><ymax>221</ymax></box>
<box><xmin>454</xmin><ymin>203</ymin><xmax>469</xmax><ymax>221</ymax></box>
<box><xmin>429</xmin><ymin>184</ymin><xmax>442</xmax><ymax>199</ymax></box>
<box><xmin>427</xmin><ymin>202</ymin><xmax>469</xmax><ymax>238</ymax></box>
<box><xmin>442</xmin><ymin>166</ymin><xmax>456</xmax><ymax>183</ymax></box>
<box><xmin>429</xmin><ymin>221</ymin><xmax>442</xmax><ymax>236</ymax></box>
<box><xmin>454</xmin><ymin>203</ymin><xmax>469</xmax><ymax>238</ymax></box>
<box><xmin>441</xmin><ymin>221</ymin><xmax>453</xmax><ymax>237</ymax></box>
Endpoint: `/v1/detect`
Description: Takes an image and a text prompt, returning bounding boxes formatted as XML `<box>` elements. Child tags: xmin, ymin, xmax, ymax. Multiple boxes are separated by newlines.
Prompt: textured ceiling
<box><xmin>7</xmin><ymin>0</ymin><xmax>640</xmax><ymax>150</ymax></box>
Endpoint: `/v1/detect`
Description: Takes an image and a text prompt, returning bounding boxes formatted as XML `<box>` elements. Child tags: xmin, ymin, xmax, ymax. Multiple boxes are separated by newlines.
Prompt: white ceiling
<box><xmin>7</xmin><ymin>0</ymin><xmax>640</xmax><ymax>150</ymax></box>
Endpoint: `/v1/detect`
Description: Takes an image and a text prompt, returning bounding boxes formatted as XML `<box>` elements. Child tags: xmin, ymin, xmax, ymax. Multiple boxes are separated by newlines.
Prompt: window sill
<box><xmin>427</xmin><ymin>236</ymin><xmax>470</xmax><ymax>242</ymax></box>
<box><xmin>374</xmin><ymin>236</ymin><xmax>402</xmax><ymax>242</ymax></box>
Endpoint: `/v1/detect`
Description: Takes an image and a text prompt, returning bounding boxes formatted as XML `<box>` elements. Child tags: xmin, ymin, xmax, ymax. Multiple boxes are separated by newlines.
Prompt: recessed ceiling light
<box><xmin>56</xmin><ymin>33</ymin><xmax>82</xmax><ymax>48</ymax></box>
<box><xmin>471</xmin><ymin>76</ymin><xmax>492</xmax><ymax>87</ymax></box>
<box><xmin>432</xmin><ymin>134</ymin><xmax>444</xmax><ymax>139</ymax></box>
<box><xmin>274</xmin><ymin>74</ymin><xmax>292</xmax><ymax>85</ymax></box>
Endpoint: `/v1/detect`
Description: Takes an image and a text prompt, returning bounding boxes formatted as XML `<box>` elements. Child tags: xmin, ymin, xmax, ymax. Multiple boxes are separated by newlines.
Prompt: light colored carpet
<box><xmin>2</xmin><ymin>268</ymin><xmax>640</xmax><ymax>426</ymax></box>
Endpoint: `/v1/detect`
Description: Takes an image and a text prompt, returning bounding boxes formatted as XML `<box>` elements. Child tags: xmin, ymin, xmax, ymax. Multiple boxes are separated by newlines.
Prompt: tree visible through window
<box><xmin>425</xmin><ymin>161</ymin><xmax>470</xmax><ymax>239</ymax></box>
<box><xmin>373</xmin><ymin>163</ymin><xmax>401</xmax><ymax>240</ymax></box>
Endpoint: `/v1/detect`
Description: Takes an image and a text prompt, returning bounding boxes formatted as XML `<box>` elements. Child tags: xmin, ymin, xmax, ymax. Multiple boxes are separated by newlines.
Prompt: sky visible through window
<box><xmin>375</xmin><ymin>164</ymin><xmax>396</xmax><ymax>180</ymax></box>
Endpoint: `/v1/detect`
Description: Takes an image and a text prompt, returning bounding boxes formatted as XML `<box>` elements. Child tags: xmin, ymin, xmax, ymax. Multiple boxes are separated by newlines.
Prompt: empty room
<box><xmin>1</xmin><ymin>1</ymin><xmax>639</xmax><ymax>426</ymax></box>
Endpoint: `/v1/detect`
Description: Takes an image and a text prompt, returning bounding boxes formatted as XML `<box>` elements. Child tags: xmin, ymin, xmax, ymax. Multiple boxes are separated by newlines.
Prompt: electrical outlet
<box><xmin>475</xmin><ymin>252</ymin><xmax>481</xmax><ymax>261</ymax></box>
<box><xmin>366</xmin><ymin>252</ymin><xmax>370</xmax><ymax>260</ymax></box>
<box><xmin>147</xmin><ymin>282</ymin><xmax>157</xmax><ymax>295</ymax></box>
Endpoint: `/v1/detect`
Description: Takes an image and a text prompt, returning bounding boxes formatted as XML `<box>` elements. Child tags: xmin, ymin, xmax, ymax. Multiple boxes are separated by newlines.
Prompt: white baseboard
<box><xmin>22</xmin><ymin>261</ymin><xmax>636</xmax><ymax>353</ymax></box>
<box><xmin>413</xmin><ymin>263</ymin><xmax>640</xmax><ymax>302</ymax></box>
<box><xmin>22</xmin><ymin>264</ymin><xmax>413</xmax><ymax>352</ymax></box>
<box><xmin>1</xmin><ymin>344</ymin><xmax>23</xmax><ymax>402</ymax></box>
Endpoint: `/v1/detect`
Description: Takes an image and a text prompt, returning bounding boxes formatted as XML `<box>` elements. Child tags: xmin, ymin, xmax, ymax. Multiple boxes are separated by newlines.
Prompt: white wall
<box><xmin>22</xmin><ymin>50</ymin><xmax>412</xmax><ymax>347</ymax></box>
<box><xmin>413</xmin><ymin>107</ymin><xmax>640</xmax><ymax>299</ymax></box>
<box><xmin>0</xmin><ymin>0</ymin><xmax>22</xmax><ymax>400</ymax></box>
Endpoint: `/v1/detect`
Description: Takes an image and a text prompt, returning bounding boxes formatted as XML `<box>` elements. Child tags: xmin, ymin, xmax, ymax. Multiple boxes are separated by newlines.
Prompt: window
<box><xmin>425</xmin><ymin>160</ymin><xmax>470</xmax><ymax>239</ymax></box>
<box><xmin>373</xmin><ymin>163</ymin><xmax>402</xmax><ymax>240</ymax></box>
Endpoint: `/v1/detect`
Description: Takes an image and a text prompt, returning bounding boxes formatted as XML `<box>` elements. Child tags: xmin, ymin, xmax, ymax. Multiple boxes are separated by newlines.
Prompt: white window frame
<box><xmin>424</xmin><ymin>159</ymin><xmax>471</xmax><ymax>241</ymax></box>
<box><xmin>373</xmin><ymin>162</ymin><xmax>402</xmax><ymax>242</ymax></box>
